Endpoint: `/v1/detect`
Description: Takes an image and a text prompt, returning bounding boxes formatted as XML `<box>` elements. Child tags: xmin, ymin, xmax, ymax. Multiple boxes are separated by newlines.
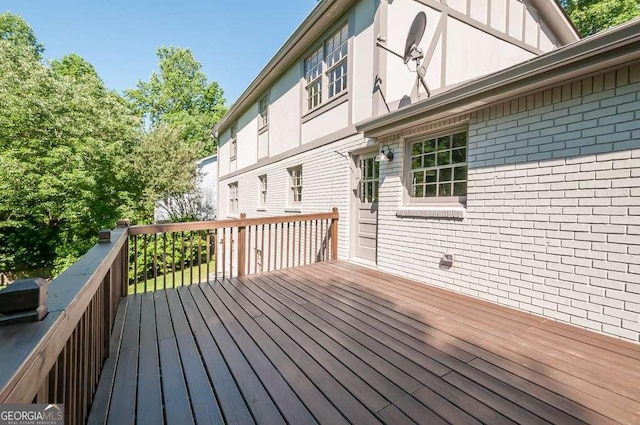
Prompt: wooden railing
<box><xmin>0</xmin><ymin>223</ymin><xmax>129</xmax><ymax>425</ymax></box>
<box><xmin>0</xmin><ymin>209</ymin><xmax>338</xmax><ymax>425</ymax></box>
<box><xmin>127</xmin><ymin>208</ymin><xmax>339</xmax><ymax>293</ymax></box>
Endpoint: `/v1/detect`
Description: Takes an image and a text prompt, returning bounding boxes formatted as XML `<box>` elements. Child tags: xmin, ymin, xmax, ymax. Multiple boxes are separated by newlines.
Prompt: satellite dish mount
<box><xmin>376</xmin><ymin>11</ymin><xmax>431</xmax><ymax>99</ymax></box>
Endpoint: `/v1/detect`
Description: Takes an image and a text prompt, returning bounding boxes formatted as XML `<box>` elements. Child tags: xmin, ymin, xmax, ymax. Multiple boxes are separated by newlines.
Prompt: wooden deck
<box><xmin>89</xmin><ymin>261</ymin><xmax>640</xmax><ymax>425</ymax></box>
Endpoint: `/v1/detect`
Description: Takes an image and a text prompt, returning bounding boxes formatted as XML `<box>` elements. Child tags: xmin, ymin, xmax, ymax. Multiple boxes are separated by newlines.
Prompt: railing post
<box><xmin>237</xmin><ymin>213</ymin><xmax>247</xmax><ymax>277</ymax></box>
<box><xmin>331</xmin><ymin>207</ymin><xmax>338</xmax><ymax>261</ymax></box>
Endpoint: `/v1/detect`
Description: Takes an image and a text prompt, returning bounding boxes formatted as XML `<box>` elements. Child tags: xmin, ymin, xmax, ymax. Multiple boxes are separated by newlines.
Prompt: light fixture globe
<box><xmin>375</xmin><ymin>145</ymin><xmax>394</xmax><ymax>162</ymax></box>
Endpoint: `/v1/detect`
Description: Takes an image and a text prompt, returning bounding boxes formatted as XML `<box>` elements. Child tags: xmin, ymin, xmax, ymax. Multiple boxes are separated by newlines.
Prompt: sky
<box><xmin>2</xmin><ymin>0</ymin><xmax>317</xmax><ymax>104</ymax></box>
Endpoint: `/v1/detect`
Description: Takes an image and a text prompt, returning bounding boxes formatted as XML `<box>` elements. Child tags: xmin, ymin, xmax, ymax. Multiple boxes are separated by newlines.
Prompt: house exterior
<box><xmin>155</xmin><ymin>154</ymin><xmax>218</xmax><ymax>222</ymax></box>
<box><xmin>197</xmin><ymin>153</ymin><xmax>218</xmax><ymax>219</ymax></box>
<box><xmin>214</xmin><ymin>0</ymin><xmax>640</xmax><ymax>343</ymax></box>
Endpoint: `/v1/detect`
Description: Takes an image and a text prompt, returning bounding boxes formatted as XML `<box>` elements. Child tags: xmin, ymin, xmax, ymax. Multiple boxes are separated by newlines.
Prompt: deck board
<box><xmin>91</xmin><ymin>261</ymin><xmax>640</xmax><ymax>425</ymax></box>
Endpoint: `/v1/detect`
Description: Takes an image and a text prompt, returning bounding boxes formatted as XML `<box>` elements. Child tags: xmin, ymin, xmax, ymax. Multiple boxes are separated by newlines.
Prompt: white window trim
<box><xmin>259</xmin><ymin>95</ymin><xmax>269</xmax><ymax>130</ymax></box>
<box><xmin>288</xmin><ymin>166</ymin><xmax>303</xmax><ymax>207</ymax></box>
<box><xmin>402</xmin><ymin>127</ymin><xmax>469</xmax><ymax>208</ymax></box>
<box><xmin>228</xmin><ymin>182</ymin><xmax>238</xmax><ymax>216</ymax></box>
<box><xmin>258</xmin><ymin>174</ymin><xmax>267</xmax><ymax>208</ymax></box>
<box><xmin>303</xmin><ymin>22</ymin><xmax>349</xmax><ymax>114</ymax></box>
<box><xmin>230</xmin><ymin>123</ymin><xmax>238</xmax><ymax>162</ymax></box>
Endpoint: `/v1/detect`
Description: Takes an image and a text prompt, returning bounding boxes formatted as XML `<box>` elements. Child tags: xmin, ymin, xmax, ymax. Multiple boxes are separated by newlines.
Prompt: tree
<box><xmin>125</xmin><ymin>46</ymin><xmax>227</xmax><ymax>156</ymax></box>
<box><xmin>0</xmin><ymin>12</ymin><xmax>44</xmax><ymax>58</ymax></box>
<box><xmin>0</xmin><ymin>40</ymin><xmax>140</xmax><ymax>275</ymax></box>
<box><xmin>124</xmin><ymin>125</ymin><xmax>207</xmax><ymax>222</ymax></box>
<box><xmin>51</xmin><ymin>53</ymin><xmax>100</xmax><ymax>80</ymax></box>
<box><xmin>561</xmin><ymin>0</ymin><xmax>640</xmax><ymax>36</ymax></box>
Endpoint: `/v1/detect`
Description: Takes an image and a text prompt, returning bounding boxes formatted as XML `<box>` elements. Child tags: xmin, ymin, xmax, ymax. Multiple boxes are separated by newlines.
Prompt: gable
<box><xmin>378</xmin><ymin>0</ymin><xmax>578</xmax><ymax>112</ymax></box>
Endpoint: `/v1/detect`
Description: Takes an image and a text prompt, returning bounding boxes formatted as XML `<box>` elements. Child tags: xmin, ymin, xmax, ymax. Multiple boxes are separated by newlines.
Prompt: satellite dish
<box><xmin>403</xmin><ymin>12</ymin><xmax>427</xmax><ymax>64</ymax></box>
<box><xmin>375</xmin><ymin>11</ymin><xmax>431</xmax><ymax>100</ymax></box>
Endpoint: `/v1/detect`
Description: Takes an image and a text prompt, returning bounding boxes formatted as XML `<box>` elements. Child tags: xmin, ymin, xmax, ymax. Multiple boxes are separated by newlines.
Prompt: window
<box><xmin>259</xmin><ymin>95</ymin><xmax>269</xmax><ymax>128</ymax></box>
<box><xmin>325</xmin><ymin>25</ymin><xmax>348</xmax><ymax>98</ymax></box>
<box><xmin>229</xmin><ymin>182</ymin><xmax>238</xmax><ymax>214</ymax></box>
<box><xmin>259</xmin><ymin>175</ymin><xmax>267</xmax><ymax>207</ymax></box>
<box><xmin>304</xmin><ymin>24</ymin><xmax>348</xmax><ymax>111</ymax></box>
<box><xmin>359</xmin><ymin>157</ymin><xmax>379</xmax><ymax>204</ymax></box>
<box><xmin>305</xmin><ymin>47</ymin><xmax>323</xmax><ymax>110</ymax></box>
<box><xmin>288</xmin><ymin>166</ymin><xmax>302</xmax><ymax>205</ymax></box>
<box><xmin>230</xmin><ymin>123</ymin><xmax>237</xmax><ymax>161</ymax></box>
<box><xmin>408</xmin><ymin>130</ymin><xmax>468</xmax><ymax>202</ymax></box>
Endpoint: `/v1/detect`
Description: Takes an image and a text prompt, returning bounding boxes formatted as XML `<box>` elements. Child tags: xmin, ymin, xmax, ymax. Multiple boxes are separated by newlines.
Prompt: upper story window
<box><xmin>304</xmin><ymin>24</ymin><xmax>348</xmax><ymax>112</ymax></box>
<box><xmin>325</xmin><ymin>25</ymin><xmax>348</xmax><ymax>98</ymax></box>
<box><xmin>230</xmin><ymin>123</ymin><xmax>238</xmax><ymax>161</ymax></box>
<box><xmin>259</xmin><ymin>95</ymin><xmax>269</xmax><ymax>128</ymax></box>
<box><xmin>288</xmin><ymin>166</ymin><xmax>302</xmax><ymax>205</ymax></box>
<box><xmin>229</xmin><ymin>182</ymin><xmax>238</xmax><ymax>214</ymax></box>
<box><xmin>305</xmin><ymin>47</ymin><xmax>323</xmax><ymax>110</ymax></box>
<box><xmin>259</xmin><ymin>174</ymin><xmax>267</xmax><ymax>207</ymax></box>
<box><xmin>407</xmin><ymin>130</ymin><xmax>468</xmax><ymax>204</ymax></box>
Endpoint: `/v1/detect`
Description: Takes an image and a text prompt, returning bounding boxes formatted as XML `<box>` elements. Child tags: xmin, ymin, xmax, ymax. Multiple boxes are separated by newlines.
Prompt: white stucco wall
<box><xmin>384</xmin><ymin>0</ymin><xmax>539</xmax><ymax>107</ymax></box>
<box><xmin>270</xmin><ymin>63</ymin><xmax>303</xmax><ymax>157</ymax></box>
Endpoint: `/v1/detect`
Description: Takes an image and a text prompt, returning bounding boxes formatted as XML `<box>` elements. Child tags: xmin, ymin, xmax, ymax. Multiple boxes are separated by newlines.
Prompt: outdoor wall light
<box><xmin>375</xmin><ymin>145</ymin><xmax>394</xmax><ymax>162</ymax></box>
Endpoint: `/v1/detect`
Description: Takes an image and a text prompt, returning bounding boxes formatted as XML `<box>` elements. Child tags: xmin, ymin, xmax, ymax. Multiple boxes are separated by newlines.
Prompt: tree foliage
<box><xmin>126</xmin><ymin>46</ymin><xmax>227</xmax><ymax>156</ymax></box>
<box><xmin>124</xmin><ymin>125</ymin><xmax>204</xmax><ymax>222</ymax></box>
<box><xmin>0</xmin><ymin>12</ymin><xmax>44</xmax><ymax>59</ymax></box>
<box><xmin>0</xmin><ymin>35</ymin><xmax>140</xmax><ymax>274</ymax></box>
<box><xmin>561</xmin><ymin>0</ymin><xmax>640</xmax><ymax>36</ymax></box>
<box><xmin>51</xmin><ymin>53</ymin><xmax>100</xmax><ymax>80</ymax></box>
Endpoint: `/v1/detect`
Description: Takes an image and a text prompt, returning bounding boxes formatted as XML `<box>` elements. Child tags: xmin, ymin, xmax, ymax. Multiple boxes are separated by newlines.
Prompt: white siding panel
<box><xmin>508</xmin><ymin>0</ymin><xmax>524</xmax><ymax>40</ymax></box>
<box><xmin>446</xmin><ymin>17</ymin><xmax>534</xmax><ymax>87</ymax></box>
<box><xmin>447</xmin><ymin>0</ymin><xmax>467</xmax><ymax>14</ymax></box>
<box><xmin>258</xmin><ymin>130</ymin><xmax>269</xmax><ymax>159</ymax></box>
<box><xmin>302</xmin><ymin>101</ymin><xmax>350</xmax><ymax>144</ymax></box>
<box><xmin>469</xmin><ymin>0</ymin><xmax>488</xmax><ymax>25</ymax></box>
<box><xmin>352</xmin><ymin>0</ymin><xmax>376</xmax><ymax>123</ymax></box>
<box><xmin>270</xmin><ymin>64</ymin><xmax>303</xmax><ymax>156</ymax></box>
<box><xmin>490</xmin><ymin>0</ymin><xmax>507</xmax><ymax>32</ymax></box>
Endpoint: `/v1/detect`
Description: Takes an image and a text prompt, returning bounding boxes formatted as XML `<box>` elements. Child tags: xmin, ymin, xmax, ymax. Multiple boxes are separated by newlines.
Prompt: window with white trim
<box><xmin>228</xmin><ymin>182</ymin><xmax>238</xmax><ymax>214</ymax></box>
<box><xmin>259</xmin><ymin>175</ymin><xmax>267</xmax><ymax>207</ymax></box>
<box><xmin>305</xmin><ymin>47</ymin><xmax>323</xmax><ymax>110</ymax></box>
<box><xmin>304</xmin><ymin>24</ymin><xmax>348</xmax><ymax>111</ymax></box>
<box><xmin>407</xmin><ymin>130</ymin><xmax>468</xmax><ymax>203</ymax></box>
<box><xmin>325</xmin><ymin>25</ymin><xmax>348</xmax><ymax>98</ymax></box>
<box><xmin>230</xmin><ymin>123</ymin><xmax>237</xmax><ymax>161</ymax></box>
<box><xmin>259</xmin><ymin>95</ymin><xmax>269</xmax><ymax>128</ymax></box>
<box><xmin>288</xmin><ymin>166</ymin><xmax>302</xmax><ymax>205</ymax></box>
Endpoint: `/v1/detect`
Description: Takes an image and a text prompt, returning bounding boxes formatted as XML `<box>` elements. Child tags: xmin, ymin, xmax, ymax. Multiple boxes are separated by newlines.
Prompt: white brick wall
<box><xmin>376</xmin><ymin>64</ymin><xmax>640</xmax><ymax>343</ymax></box>
<box><xmin>219</xmin><ymin>133</ymin><xmax>369</xmax><ymax>262</ymax></box>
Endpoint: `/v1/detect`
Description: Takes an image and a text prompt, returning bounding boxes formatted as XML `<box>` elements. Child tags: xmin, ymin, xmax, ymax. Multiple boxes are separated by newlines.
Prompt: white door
<box><xmin>353</xmin><ymin>153</ymin><xmax>379</xmax><ymax>262</ymax></box>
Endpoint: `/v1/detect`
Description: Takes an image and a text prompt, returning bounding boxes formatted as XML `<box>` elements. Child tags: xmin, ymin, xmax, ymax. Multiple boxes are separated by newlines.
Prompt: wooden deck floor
<box><xmin>89</xmin><ymin>261</ymin><xmax>640</xmax><ymax>425</ymax></box>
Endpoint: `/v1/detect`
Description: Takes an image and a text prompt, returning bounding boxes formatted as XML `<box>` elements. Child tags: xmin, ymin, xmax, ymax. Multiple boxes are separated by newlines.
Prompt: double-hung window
<box><xmin>259</xmin><ymin>175</ymin><xmax>267</xmax><ymax>207</ymax></box>
<box><xmin>288</xmin><ymin>166</ymin><xmax>302</xmax><ymax>205</ymax></box>
<box><xmin>259</xmin><ymin>95</ymin><xmax>269</xmax><ymax>128</ymax></box>
<box><xmin>304</xmin><ymin>24</ymin><xmax>348</xmax><ymax>112</ymax></box>
<box><xmin>407</xmin><ymin>130</ymin><xmax>468</xmax><ymax>203</ymax></box>
<box><xmin>230</xmin><ymin>123</ymin><xmax>237</xmax><ymax>161</ymax></box>
<box><xmin>228</xmin><ymin>182</ymin><xmax>238</xmax><ymax>215</ymax></box>
<box><xmin>325</xmin><ymin>25</ymin><xmax>348</xmax><ymax>98</ymax></box>
<box><xmin>305</xmin><ymin>48</ymin><xmax>323</xmax><ymax>110</ymax></box>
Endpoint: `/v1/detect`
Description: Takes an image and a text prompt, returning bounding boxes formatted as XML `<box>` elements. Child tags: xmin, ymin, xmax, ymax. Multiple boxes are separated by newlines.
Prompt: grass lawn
<box><xmin>128</xmin><ymin>259</ymin><xmax>215</xmax><ymax>294</ymax></box>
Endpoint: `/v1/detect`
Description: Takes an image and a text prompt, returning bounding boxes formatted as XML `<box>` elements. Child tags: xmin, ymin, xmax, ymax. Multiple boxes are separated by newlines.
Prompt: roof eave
<box><xmin>212</xmin><ymin>0</ymin><xmax>357</xmax><ymax>136</ymax></box>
